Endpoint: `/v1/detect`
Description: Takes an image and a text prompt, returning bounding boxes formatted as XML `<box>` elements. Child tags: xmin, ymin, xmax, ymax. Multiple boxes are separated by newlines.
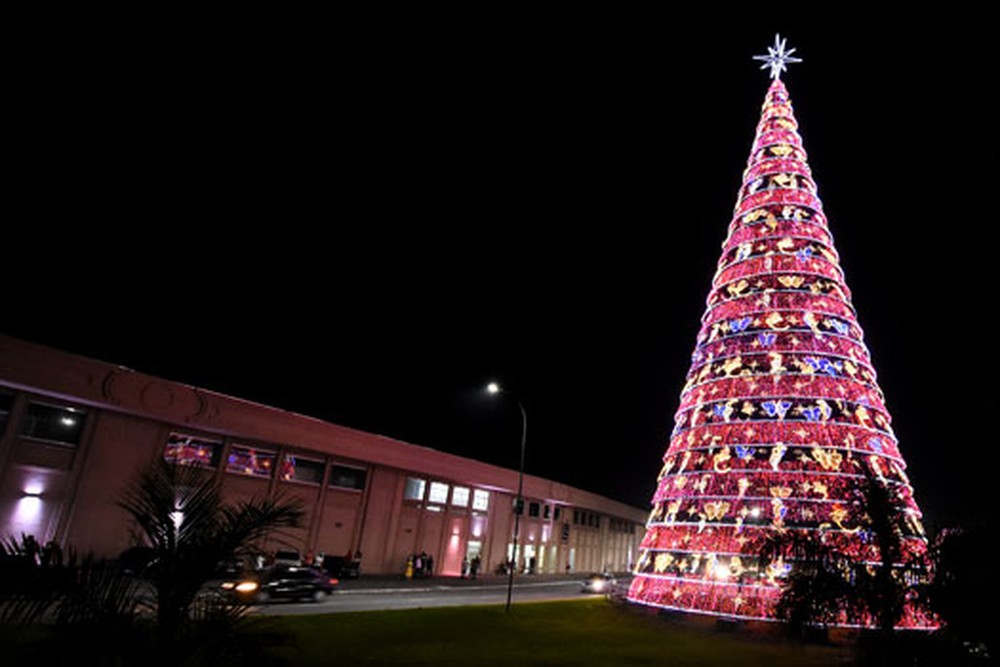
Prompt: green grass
<box><xmin>266</xmin><ymin>599</ymin><xmax>850</xmax><ymax>666</ymax></box>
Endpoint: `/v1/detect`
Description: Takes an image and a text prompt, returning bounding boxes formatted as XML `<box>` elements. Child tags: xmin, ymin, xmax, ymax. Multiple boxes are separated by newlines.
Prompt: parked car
<box><xmin>321</xmin><ymin>555</ymin><xmax>361</xmax><ymax>579</ymax></box>
<box><xmin>230</xmin><ymin>565</ymin><xmax>338</xmax><ymax>603</ymax></box>
<box><xmin>118</xmin><ymin>546</ymin><xmax>158</xmax><ymax>574</ymax></box>
<box><xmin>272</xmin><ymin>549</ymin><xmax>302</xmax><ymax>566</ymax></box>
<box><xmin>581</xmin><ymin>571</ymin><xmax>633</xmax><ymax>595</ymax></box>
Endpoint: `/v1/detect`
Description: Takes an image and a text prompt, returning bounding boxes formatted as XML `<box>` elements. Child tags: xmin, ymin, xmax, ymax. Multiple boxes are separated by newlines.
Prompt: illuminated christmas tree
<box><xmin>627</xmin><ymin>36</ymin><xmax>933</xmax><ymax>628</ymax></box>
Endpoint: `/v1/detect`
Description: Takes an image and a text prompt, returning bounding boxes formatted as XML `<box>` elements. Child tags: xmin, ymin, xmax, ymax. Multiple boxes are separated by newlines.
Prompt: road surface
<box><xmin>255</xmin><ymin>577</ymin><xmax>599</xmax><ymax>615</ymax></box>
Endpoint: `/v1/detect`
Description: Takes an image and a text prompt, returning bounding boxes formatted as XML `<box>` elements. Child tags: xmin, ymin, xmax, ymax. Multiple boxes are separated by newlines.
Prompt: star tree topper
<box><xmin>753</xmin><ymin>34</ymin><xmax>802</xmax><ymax>79</ymax></box>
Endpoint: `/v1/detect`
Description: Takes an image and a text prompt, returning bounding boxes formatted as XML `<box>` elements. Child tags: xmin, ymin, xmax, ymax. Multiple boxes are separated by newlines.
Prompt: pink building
<box><xmin>0</xmin><ymin>335</ymin><xmax>645</xmax><ymax>576</ymax></box>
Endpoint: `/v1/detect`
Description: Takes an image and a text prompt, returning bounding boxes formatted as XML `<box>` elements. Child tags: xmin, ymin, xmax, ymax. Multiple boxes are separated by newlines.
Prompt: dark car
<box><xmin>272</xmin><ymin>549</ymin><xmax>302</xmax><ymax>566</ymax></box>
<box><xmin>321</xmin><ymin>555</ymin><xmax>361</xmax><ymax>579</ymax></box>
<box><xmin>118</xmin><ymin>546</ymin><xmax>158</xmax><ymax>575</ymax></box>
<box><xmin>253</xmin><ymin>565</ymin><xmax>339</xmax><ymax>603</ymax></box>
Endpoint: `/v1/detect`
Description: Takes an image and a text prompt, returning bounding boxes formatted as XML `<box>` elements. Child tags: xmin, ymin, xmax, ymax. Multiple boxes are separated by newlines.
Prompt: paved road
<box><xmin>255</xmin><ymin>577</ymin><xmax>598</xmax><ymax>615</ymax></box>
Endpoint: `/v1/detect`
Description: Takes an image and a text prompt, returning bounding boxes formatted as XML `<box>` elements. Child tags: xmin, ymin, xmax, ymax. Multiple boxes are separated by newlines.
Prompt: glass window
<box><xmin>528</xmin><ymin>502</ymin><xmax>540</xmax><ymax>518</ymax></box>
<box><xmin>164</xmin><ymin>432</ymin><xmax>221</xmax><ymax>468</ymax></box>
<box><xmin>451</xmin><ymin>486</ymin><xmax>470</xmax><ymax>507</ymax></box>
<box><xmin>226</xmin><ymin>444</ymin><xmax>275</xmax><ymax>478</ymax></box>
<box><xmin>428</xmin><ymin>481</ymin><xmax>449</xmax><ymax>504</ymax></box>
<box><xmin>330</xmin><ymin>465</ymin><xmax>367</xmax><ymax>491</ymax></box>
<box><xmin>404</xmin><ymin>477</ymin><xmax>426</xmax><ymax>501</ymax></box>
<box><xmin>279</xmin><ymin>454</ymin><xmax>324</xmax><ymax>484</ymax></box>
<box><xmin>472</xmin><ymin>489</ymin><xmax>489</xmax><ymax>511</ymax></box>
<box><xmin>554</xmin><ymin>507</ymin><xmax>561</xmax><ymax>521</ymax></box>
<box><xmin>544</xmin><ymin>505</ymin><xmax>551</xmax><ymax>519</ymax></box>
<box><xmin>19</xmin><ymin>402</ymin><xmax>86</xmax><ymax>446</ymax></box>
<box><xmin>0</xmin><ymin>392</ymin><xmax>13</xmax><ymax>436</ymax></box>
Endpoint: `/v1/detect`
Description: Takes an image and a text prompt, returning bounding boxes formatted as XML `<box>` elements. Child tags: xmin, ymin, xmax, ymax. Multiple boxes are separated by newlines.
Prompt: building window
<box><xmin>164</xmin><ymin>433</ymin><xmax>221</xmax><ymax>468</ymax></box>
<box><xmin>226</xmin><ymin>444</ymin><xmax>275</xmax><ymax>478</ymax></box>
<box><xmin>428</xmin><ymin>481</ymin><xmax>449</xmax><ymax>505</ymax></box>
<box><xmin>280</xmin><ymin>454</ymin><xmax>324</xmax><ymax>484</ymax></box>
<box><xmin>573</xmin><ymin>510</ymin><xmax>580</xmax><ymax>525</ymax></box>
<box><xmin>404</xmin><ymin>477</ymin><xmax>426</xmax><ymax>501</ymax></box>
<box><xmin>19</xmin><ymin>402</ymin><xmax>86</xmax><ymax>446</ymax></box>
<box><xmin>0</xmin><ymin>392</ymin><xmax>12</xmax><ymax>436</ymax></box>
<box><xmin>528</xmin><ymin>502</ymin><xmax>540</xmax><ymax>518</ymax></box>
<box><xmin>329</xmin><ymin>465</ymin><xmax>367</xmax><ymax>491</ymax></box>
<box><xmin>554</xmin><ymin>507</ymin><xmax>561</xmax><ymax>521</ymax></box>
<box><xmin>452</xmin><ymin>486</ymin><xmax>470</xmax><ymax>507</ymax></box>
<box><xmin>544</xmin><ymin>505</ymin><xmax>551</xmax><ymax>520</ymax></box>
<box><xmin>472</xmin><ymin>489</ymin><xmax>489</xmax><ymax>511</ymax></box>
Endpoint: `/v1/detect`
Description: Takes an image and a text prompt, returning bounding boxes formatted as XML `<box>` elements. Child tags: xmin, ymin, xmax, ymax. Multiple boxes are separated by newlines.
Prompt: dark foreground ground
<box><xmin>3</xmin><ymin>595</ymin><xmax>981</xmax><ymax>666</ymax></box>
<box><xmin>267</xmin><ymin>598</ymin><xmax>851</xmax><ymax>666</ymax></box>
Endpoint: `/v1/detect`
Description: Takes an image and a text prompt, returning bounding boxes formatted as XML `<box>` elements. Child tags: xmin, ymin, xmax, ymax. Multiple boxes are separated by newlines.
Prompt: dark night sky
<box><xmin>6</xmin><ymin>13</ymin><xmax>996</xmax><ymax>532</ymax></box>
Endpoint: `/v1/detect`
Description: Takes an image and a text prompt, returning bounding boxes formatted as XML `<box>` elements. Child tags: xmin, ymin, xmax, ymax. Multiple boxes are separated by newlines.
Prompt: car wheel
<box><xmin>312</xmin><ymin>589</ymin><xmax>326</xmax><ymax>602</ymax></box>
<box><xmin>256</xmin><ymin>591</ymin><xmax>270</xmax><ymax>604</ymax></box>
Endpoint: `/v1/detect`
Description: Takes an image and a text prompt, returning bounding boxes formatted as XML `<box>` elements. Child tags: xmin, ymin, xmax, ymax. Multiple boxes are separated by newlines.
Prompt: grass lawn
<box><xmin>266</xmin><ymin>598</ymin><xmax>850</xmax><ymax>666</ymax></box>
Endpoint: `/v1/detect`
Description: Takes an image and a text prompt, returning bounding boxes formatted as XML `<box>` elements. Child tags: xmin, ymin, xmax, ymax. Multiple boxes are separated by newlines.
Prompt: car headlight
<box><xmin>235</xmin><ymin>581</ymin><xmax>259</xmax><ymax>593</ymax></box>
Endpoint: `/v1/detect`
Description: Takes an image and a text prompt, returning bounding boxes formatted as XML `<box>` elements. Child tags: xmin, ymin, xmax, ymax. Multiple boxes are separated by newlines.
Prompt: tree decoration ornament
<box><xmin>626</xmin><ymin>38</ymin><xmax>934</xmax><ymax>629</ymax></box>
<box><xmin>753</xmin><ymin>34</ymin><xmax>802</xmax><ymax>80</ymax></box>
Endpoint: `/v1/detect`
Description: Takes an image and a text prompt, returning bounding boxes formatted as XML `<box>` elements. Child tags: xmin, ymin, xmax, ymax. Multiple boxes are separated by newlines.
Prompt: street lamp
<box><xmin>487</xmin><ymin>381</ymin><xmax>527</xmax><ymax>613</ymax></box>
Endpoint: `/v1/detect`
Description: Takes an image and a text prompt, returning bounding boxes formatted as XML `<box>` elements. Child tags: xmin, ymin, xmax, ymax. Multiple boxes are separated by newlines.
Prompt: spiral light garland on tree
<box><xmin>626</xmin><ymin>36</ymin><xmax>933</xmax><ymax>629</ymax></box>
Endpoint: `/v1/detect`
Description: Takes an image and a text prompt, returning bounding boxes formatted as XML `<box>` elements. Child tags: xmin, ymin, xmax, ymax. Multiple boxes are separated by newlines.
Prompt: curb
<box><xmin>336</xmin><ymin>579</ymin><xmax>583</xmax><ymax>596</ymax></box>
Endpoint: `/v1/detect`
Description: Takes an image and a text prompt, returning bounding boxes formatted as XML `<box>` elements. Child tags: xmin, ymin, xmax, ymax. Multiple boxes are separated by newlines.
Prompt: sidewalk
<box><xmin>336</xmin><ymin>572</ymin><xmax>586</xmax><ymax>595</ymax></box>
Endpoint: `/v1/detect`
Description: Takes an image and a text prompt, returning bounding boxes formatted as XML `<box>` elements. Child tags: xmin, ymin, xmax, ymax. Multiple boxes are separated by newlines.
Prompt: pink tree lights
<box><xmin>626</xmin><ymin>38</ymin><xmax>933</xmax><ymax>629</ymax></box>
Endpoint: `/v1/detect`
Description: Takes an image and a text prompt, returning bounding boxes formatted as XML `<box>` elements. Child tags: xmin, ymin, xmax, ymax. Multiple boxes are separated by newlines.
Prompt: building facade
<box><xmin>0</xmin><ymin>335</ymin><xmax>645</xmax><ymax>577</ymax></box>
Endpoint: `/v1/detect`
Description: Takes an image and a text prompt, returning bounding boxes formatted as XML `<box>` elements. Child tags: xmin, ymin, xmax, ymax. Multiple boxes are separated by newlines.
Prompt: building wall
<box><xmin>0</xmin><ymin>335</ymin><xmax>646</xmax><ymax>576</ymax></box>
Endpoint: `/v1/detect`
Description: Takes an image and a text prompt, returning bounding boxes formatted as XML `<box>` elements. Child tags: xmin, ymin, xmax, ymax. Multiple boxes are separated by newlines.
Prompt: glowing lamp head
<box><xmin>487</xmin><ymin>382</ymin><xmax>501</xmax><ymax>395</ymax></box>
<box><xmin>23</xmin><ymin>482</ymin><xmax>44</xmax><ymax>497</ymax></box>
<box><xmin>714</xmin><ymin>563</ymin><xmax>731</xmax><ymax>581</ymax></box>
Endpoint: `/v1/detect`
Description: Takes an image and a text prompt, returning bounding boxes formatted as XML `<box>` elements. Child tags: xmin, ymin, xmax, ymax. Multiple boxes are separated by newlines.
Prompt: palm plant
<box><xmin>116</xmin><ymin>459</ymin><xmax>304</xmax><ymax>640</ymax></box>
<box><xmin>926</xmin><ymin>524</ymin><xmax>995</xmax><ymax>662</ymax></box>
<box><xmin>752</xmin><ymin>463</ymin><xmax>928</xmax><ymax>642</ymax></box>
<box><xmin>2</xmin><ymin>458</ymin><xmax>304</xmax><ymax>665</ymax></box>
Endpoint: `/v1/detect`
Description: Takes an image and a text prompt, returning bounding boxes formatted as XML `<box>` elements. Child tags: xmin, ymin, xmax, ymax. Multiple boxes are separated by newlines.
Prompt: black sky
<box><xmin>6</xmin><ymin>13</ymin><xmax>996</xmax><ymax>531</ymax></box>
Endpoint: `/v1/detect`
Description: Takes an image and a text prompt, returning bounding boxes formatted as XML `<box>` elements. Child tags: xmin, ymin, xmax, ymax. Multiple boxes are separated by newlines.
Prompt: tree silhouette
<box><xmin>2</xmin><ymin>458</ymin><xmax>304</xmax><ymax>665</ymax></box>
<box><xmin>117</xmin><ymin>459</ymin><xmax>304</xmax><ymax>641</ymax></box>
<box><xmin>753</xmin><ymin>461</ymin><xmax>930</xmax><ymax>645</ymax></box>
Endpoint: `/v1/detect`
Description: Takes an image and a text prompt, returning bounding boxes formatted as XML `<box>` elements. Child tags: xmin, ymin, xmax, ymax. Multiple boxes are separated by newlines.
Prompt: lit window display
<box><xmin>279</xmin><ymin>454</ymin><xmax>324</xmax><ymax>484</ymax></box>
<box><xmin>428</xmin><ymin>481</ymin><xmax>449</xmax><ymax>504</ymax></box>
<box><xmin>472</xmin><ymin>489</ymin><xmax>489</xmax><ymax>511</ymax></box>
<box><xmin>225</xmin><ymin>444</ymin><xmax>275</xmax><ymax>478</ymax></box>
<box><xmin>451</xmin><ymin>486</ymin><xmax>470</xmax><ymax>507</ymax></box>
<box><xmin>164</xmin><ymin>432</ymin><xmax>221</xmax><ymax>468</ymax></box>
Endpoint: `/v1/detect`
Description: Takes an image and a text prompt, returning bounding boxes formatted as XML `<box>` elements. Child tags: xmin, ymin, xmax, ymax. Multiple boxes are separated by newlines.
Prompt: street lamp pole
<box><xmin>487</xmin><ymin>382</ymin><xmax>527</xmax><ymax>613</ymax></box>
